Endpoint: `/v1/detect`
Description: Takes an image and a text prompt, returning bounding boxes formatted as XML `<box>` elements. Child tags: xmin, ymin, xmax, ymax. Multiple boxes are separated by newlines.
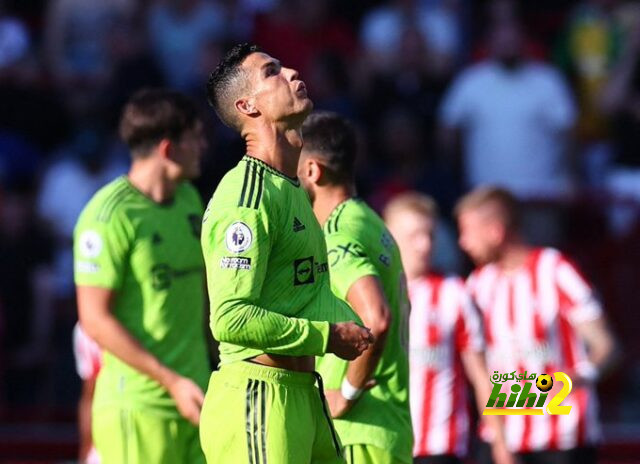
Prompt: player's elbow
<box><xmin>368</xmin><ymin>305</ymin><xmax>392</xmax><ymax>339</ymax></box>
<box><xmin>211</xmin><ymin>305</ymin><xmax>244</xmax><ymax>345</ymax></box>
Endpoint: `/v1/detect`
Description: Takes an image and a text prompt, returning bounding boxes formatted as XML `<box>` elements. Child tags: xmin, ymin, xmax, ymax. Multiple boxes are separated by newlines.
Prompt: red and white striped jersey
<box><xmin>409</xmin><ymin>274</ymin><xmax>484</xmax><ymax>458</ymax></box>
<box><xmin>468</xmin><ymin>247</ymin><xmax>602</xmax><ymax>453</ymax></box>
<box><xmin>73</xmin><ymin>323</ymin><xmax>102</xmax><ymax>381</ymax></box>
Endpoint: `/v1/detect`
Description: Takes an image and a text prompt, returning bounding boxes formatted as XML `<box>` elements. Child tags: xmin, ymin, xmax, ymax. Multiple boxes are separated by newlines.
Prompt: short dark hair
<box><xmin>301</xmin><ymin>111</ymin><xmax>357</xmax><ymax>185</ymax></box>
<box><xmin>206</xmin><ymin>43</ymin><xmax>260</xmax><ymax>131</ymax></box>
<box><xmin>454</xmin><ymin>186</ymin><xmax>521</xmax><ymax>231</ymax></box>
<box><xmin>119</xmin><ymin>88</ymin><xmax>200</xmax><ymax>157</ymax></box>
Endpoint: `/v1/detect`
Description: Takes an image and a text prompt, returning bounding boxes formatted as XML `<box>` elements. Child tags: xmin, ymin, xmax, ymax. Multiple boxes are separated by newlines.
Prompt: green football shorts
<box><xmin>92</xmin><ymin>406</ymin><xmax>204</xmax><ymax>464</ymax></box>
<box><xmin>343</xmin><ymin>444</ymin><xmax>412</xmax><ymax>464</ymax></box>
<box><xmin>200</xmin><ymin>361</ymin><xmax>345</xmax><ymax>463</ymax></box>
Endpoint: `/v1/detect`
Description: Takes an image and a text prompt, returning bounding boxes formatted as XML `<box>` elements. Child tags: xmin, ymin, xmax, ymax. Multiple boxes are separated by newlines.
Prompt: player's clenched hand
<box><xmin>166</xmin><ymin>374</ymin><xmax>205</xmax><ymax>425</ymax></box>
<box><xmin>327</xmin><ymin>322</ymin><xmax>375</xmax><ymax>360</ymax></box>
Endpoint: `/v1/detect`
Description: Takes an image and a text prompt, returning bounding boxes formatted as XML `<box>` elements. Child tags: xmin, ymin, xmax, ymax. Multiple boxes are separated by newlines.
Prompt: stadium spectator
<box><xmin>439</xmin><ymin>16</ymin><xmax>576</xmax><ymax>200</ymax></box>
<box><xmin>44</xmin><ymin>0</ymin><xmax>136</xmax><ymax>114</ymax></box>
<box><xmin>598</xmin><ymin>7</ymin><xmax>640</xmax><ymax>235</ymax></box>
<box><xmin>147</xmin><ymin>0</ymin><xmax>226</xmax><ymax>90</ymax></box>
<box><xmin>455</xmin><ymin>187</ymin><xmax>619</xmax><ymax>464</ymax></box>
<box><xmin>360</xmin><ymin>0</ymin><xmax>463</xmax><ymax>75</ymax></box>
<box><xmin>555</xmin><ymin>0</ymin><xmax>622</xmax><ymax>186</ymax></box>
<box><xmin>384</xmin><ymin>192</ymin><xmax>513</xmax><ymax>464</ymax></box>
<box><xmin>74</xmin><ymin>89</ymin><xmax>211</xmax><ymax>463</ymax></box>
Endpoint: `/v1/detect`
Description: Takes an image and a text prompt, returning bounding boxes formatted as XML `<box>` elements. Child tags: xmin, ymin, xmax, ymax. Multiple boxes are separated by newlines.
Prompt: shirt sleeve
<box><xmin>325</xmin><ymin>230</ymin><xmax>379</xmax><ymax>301</ymax></box>
<box><xmin>73</xmin><ymin>206</ymin><xmax>131</xmax><ymax>289</ymax></box>
<box><xmin>556</xmin><ymin>256</ymin><xmax>603</xmax><ymax>325</ymax></box>
<box><xmin>204</xmin><ymin>205</ymin><xmax>330</xmax><ymax>356</ymax></box>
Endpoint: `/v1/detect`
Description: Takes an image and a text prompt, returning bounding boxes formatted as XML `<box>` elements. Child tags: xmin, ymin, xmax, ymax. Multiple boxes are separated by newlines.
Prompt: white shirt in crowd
<box><xmin>440</xmin><ymin>61</ymin><xmax>577</xmax><ymax>199</ymax></box>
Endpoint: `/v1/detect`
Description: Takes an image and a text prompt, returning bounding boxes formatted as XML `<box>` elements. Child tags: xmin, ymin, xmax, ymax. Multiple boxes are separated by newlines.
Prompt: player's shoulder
<box><xmin>176</xmin><ymin>181</ymin><xmax>202</xmax><ymax>206</ymax></box>
<box><xmin>208</xmin><ymin>156</ymin><xmax>284</xmax><ymax>214</ymax></box>
<box><xmin>324</xmin><ymin>198</ymin><xmax>382</xmax><ymax>236</ymax></box>
<box><xmin>77</xmin><ymin>176</ymin><xmax>136</xmax><ymax>226</ymax></box>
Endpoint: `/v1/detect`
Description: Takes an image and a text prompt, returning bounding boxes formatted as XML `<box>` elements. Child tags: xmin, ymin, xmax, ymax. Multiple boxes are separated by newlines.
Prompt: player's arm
<box><xmin>77</xmin><ymin>375</ymin><xmax>96</xmax><ymax>463</ymax></box>
<box><xmin>457</xmin><ymin>289</ymin><xmax>514</xmax><ymax>464</ymax></box>
<box><xmin>74</xmin><ymin>213</ymin><xmax>203</xmax><ymax>425</ymax></box>
<box><xmin>77</xmin><ymin>287</ymin><xmax>204</xmax><ymax>424</ymax></box>
<box><xmin>556</xmin><ymin>257</ymin><xmax>621</xmax><ymax>385</ymax></box>
<box><xmin>574</xmin><ymin>316</ymin><xmax>620</xmax><ymax>385</ymax></box>
<box><xmin>207</xmin><ymin>207</ymin><xmax>369</xmax><ymax>360</ymax></box>
<box><xmin>321</xmin><ymin>232</ymin><xmax>390</xmax><ymax>415</ymax></box>
<box><xmin>342</xmin><ymin>276</ymin><xmax>390</xmax><ymax>388</ymax></box>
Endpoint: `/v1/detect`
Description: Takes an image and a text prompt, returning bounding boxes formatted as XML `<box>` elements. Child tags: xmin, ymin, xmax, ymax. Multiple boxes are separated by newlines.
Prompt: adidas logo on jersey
<box><xmin>293</xmin><ymin>217</ymin><xmax>305</xmax><ymax>232</ymax></box>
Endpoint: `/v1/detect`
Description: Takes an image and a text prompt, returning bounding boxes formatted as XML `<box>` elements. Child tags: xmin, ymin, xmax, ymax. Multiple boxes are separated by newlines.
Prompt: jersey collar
<box><xmin>242</xmin><ymin>155</ymin><xmax>300</xmax><ymax>187</ymax></box>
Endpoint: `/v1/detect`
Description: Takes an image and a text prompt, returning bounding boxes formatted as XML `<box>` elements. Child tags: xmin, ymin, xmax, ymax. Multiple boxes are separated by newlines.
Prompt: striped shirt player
<box><xmin>409</xmin><ymin>273</ymin><xmax>484</xmax><ymax>459</ymax></box>
<box><xmin>467</xmin><ymin>247</ymin><xmax>602</xmax><ymax>453</ymax></box>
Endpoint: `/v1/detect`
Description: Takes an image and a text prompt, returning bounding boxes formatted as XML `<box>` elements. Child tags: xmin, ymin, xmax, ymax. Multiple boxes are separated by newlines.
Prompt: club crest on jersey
<box><xmin>225</xmin><ymin>222</ymin><xmax>253</xmax><ymax>253</ymax></box>
<box><xmin>79</xmin><ymin>230</ymin><xmax>103</xmax><ymax>258</ymax></box>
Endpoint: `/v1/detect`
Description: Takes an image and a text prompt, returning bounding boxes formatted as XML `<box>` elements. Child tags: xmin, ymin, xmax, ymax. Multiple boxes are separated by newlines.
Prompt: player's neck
<box><xmin>128</xmin><ymin>159</ymin><xmax>177</xmax><ymax>204</ymax></box>
<box><xmin>244</xmin><ymin>121</ymin><xmax>303</xmax><ymax>178</ymax></box>
<box><xmin>496</xmin><ymin>240</ymin><xmax>531</xmax><ymax>272</ymax></box>
<box><xmin>313</xmin><ymin>185</ymin><xmax>353</xmax><ymax>227</ymax></box>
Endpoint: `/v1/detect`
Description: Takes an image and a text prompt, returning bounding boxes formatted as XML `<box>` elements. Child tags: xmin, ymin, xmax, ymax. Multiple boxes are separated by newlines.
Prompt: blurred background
<box><xmin>0</xmin><ymin>0</ymin><xmax>639</xmax><ymax>462</ymax></box>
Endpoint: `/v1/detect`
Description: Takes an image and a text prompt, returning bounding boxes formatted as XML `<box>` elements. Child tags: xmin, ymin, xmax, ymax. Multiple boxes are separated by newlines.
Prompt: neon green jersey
<box><xmin>316</xmin><ymin>198</ymin><xmax>413</xmax><ymax>461</ymax></box>
<box><xmin>74</xmin><ymin>176</ymin><xmax>210</xmax><ymax>415</ymax></box>
<box><xmin>201</xmin><ymin>156</ymin><xmax>357</xmax><ymax>366</ymax></box>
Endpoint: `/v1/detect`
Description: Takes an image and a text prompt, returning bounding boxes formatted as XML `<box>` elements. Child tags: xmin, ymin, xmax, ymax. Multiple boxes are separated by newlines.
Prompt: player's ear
<box><xmin>309</xmin><ymin>159</ymin><xmax>323</xmax><ymax>183</ymax></box>
<box><xmin>235</xmin><ymin>97</ymin><xmax>259</xmax><ymax>117</ymax></box>
<box><xmin>157</xmin><ymin>138</ymin><xmax>172</xmax><ymax>161</ymax></box>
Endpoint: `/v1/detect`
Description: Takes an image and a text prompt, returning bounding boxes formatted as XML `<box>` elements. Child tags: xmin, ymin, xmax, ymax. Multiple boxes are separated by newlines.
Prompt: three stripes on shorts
<box><xmin>246</xmin><ymin>379</ymin><xmax>268</xmax><ymax>464</ymax></box>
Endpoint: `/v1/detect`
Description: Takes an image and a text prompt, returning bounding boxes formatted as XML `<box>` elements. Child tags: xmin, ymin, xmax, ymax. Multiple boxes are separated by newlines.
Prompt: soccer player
<box><xmin>383</xmin><ymin>192</ymin><xmax>512</xmax><ymax>464</ymax></box>
<box><xmin>201</xmin><ymin>44</ymin><xmax>373</xmax><ymax>464</ymax></box>
<box><xmin>73</xmin><ymin>323</ymin><xmax>102</xmax><ymax>464</ymax></box>
<box><xmin>298</xmin><ymin>112</ymin><xmax>413</xmax><ymax>464</ymax></box>
<box><xmin>74</xmin><ymin>89</ymin><xmax>211</xmax><ymax>464</ymax></box>
<box><xmin>455</xmin><ymin>187</ymin><xmax>619</xmax><ymax>464</ymax></box>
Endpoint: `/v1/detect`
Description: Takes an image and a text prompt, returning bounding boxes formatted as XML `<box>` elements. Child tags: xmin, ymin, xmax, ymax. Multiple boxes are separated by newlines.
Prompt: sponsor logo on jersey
<box><xmin>293</xmin><ymin>256</ymin><xmax>315</xmax><ymax>285</ymax></box>
<box><xmin>380</xmin><ymin>232</ymin><xmax>394</xmax><ymax>251</ymax></box>
<box><xmin>151</xmin><ymin>263</ymin><xmax>203</xmax><ymax>290</ymax></box>
<box><xmin>220</xmin><ymin>256</ymin><xmax>252</xmax><ymax>270</ymax></box>
<box><xmin>483</xmin><ymin>370</ymin><xmax>573</xmax><ymax>416</ymax></box>
<box><xmin>79</xmin><ymin>230</ymin><xmax>103</xmax><ymax>258</ymax></box>
<box><xmin>327</xmin><ymin>242</ymin><xmax>366</xmax><ymax>266</ymax></box>
<box><xmin>76</xmin><ymin>261</ymin><xmax>101</xmax><ymax>273</ymax></box>
<box><xmin>379</xmin><ymin>254</ymin><xmax>391</xmax><ymax>267</ymax></box>
<box><xmin>225</xmin><ymin>222</ymin><xmax>253</xmax><ymax>253</ymax></box>
<box><xmin>293</xmin><ymin>217</ymin><xmax>306</xmax><ymax>232</ymax></box>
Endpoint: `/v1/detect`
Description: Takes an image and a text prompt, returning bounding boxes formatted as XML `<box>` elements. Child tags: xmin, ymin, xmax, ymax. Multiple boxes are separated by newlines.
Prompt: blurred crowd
<box><xmin>1</xmin><ymin>0</ymin><xmax>640</xmax><ymax>428</ymax></box>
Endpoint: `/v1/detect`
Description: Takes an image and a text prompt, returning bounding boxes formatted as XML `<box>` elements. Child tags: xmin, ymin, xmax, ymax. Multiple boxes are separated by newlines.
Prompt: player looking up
<box><xmin>298</xmin><ymin>111</ymin><xmax>413</xmax><ymax>464</ymax></box>
<box><xmin>74</xmin><ymin>88</ymin><xmax>211</xmax><ymax>464</ymax></box>
<box><xmin>201</xmin><ymin>44</ymin><xmax>373</xmax><ymax>464</ymax></box>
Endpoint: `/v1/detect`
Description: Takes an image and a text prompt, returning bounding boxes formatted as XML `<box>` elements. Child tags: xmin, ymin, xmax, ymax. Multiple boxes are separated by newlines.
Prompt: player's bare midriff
<box><xmin>250</xmin><ymin>353</ymin><xmax>315</xmax><ymax>372</ymax></box>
